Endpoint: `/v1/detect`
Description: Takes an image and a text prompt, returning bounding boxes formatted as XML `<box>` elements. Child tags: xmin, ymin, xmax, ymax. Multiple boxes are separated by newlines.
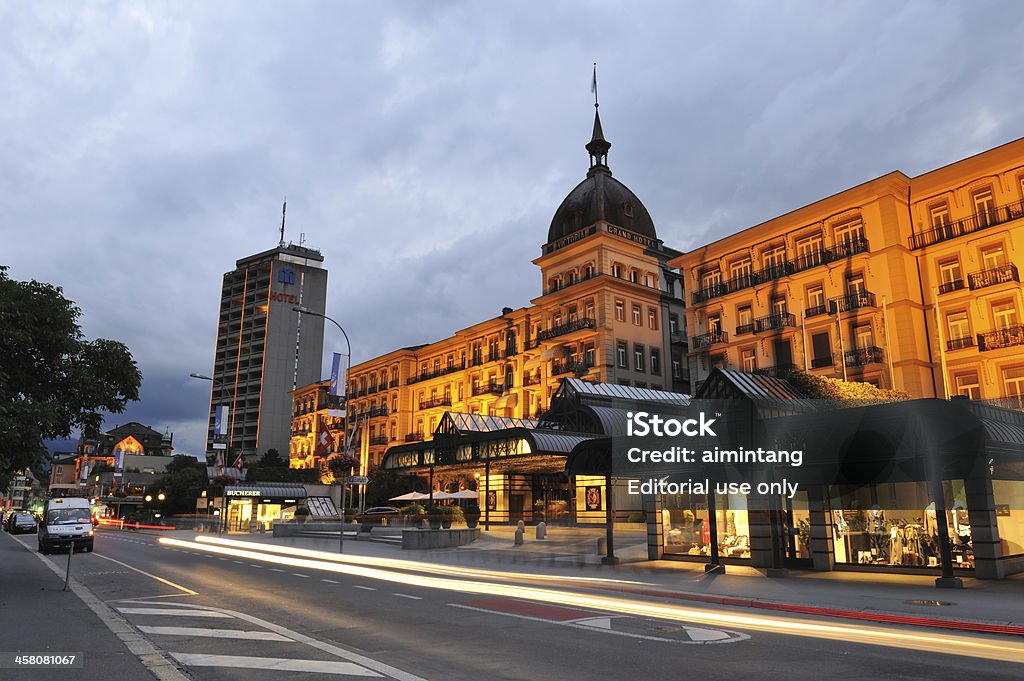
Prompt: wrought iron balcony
<box><xmin>543</xmin><ymin>270</ymin><xmax>599</xmax><ymax>295</ymax></box>
<box><xmin>829</xmin><ymin>291</ymin><xmax>876</xmax><ymax>314</ymax></box>
<box><xmin>552</xmin><ymin>358</ymin><xmax>594</xmax><ymax>376</ymax></box>
<box><xmin>844</xmin><ymin>346</ymin><xmax>884</xmax><ymax>367</ymax></box>
<box><xmin>968</xmin><ymin>263</ymin><xmax>1019</xmax><ymax>290</ymax></box>
<box><xmin>471</xmin><ymin>380</ymin><xmax>505</xmax><ymax>397</ymax></box>
<box><xmin>756</xmin><ymin>312</ymin><xmax>797</xmax><ymax>332</ymax></box>
<box><xmin>946</xmin><ymin>336</ymin><xmax>975</xmax><ymax>351</ymax></box>
<box><xmin>418</xmin><ymin>396</ymin><xmax>452</xmax><ymax>410</ymax></box>
<box><xmin>735</xmin><ymin>322</ymin><xmax>756</xmax><ymax>336</ymax></box>
<box><xmin>938</xmin><ymin>279</ymin><xmax>966</xmax><ymax>295</ymax></box>
<box><xmin>759</xmin><ymin>261</ymin><xmax>794</xmax><ymax>282</ymax></box>
<box><xmin>408</xmin><ymin>361</ymin><xmax>465</xmax><ymax>384</ymax></box>
<box><xmin>909</xmin><ymin>198</ymin><xmax>1024</xmax><ymax>249</ymax></box>
<box><xmin>805</xmin><ymin>304</ymin><xmax>829</xmax><ymax>318</ymax></box>
<box><xmin>369</xmin><ymin>435</ymin><xmax>389</xmax><ymax>446</ymax></box>
<box><xmin>692</xmin><ymin>282</ymin><xmax>729</xmax><ymax>304</ymax></box>
<box><xmin>523</xmin><ymin>374</ymin><xmax>542</xmax><ymax>386</ymax></box>
<box><xmin>692</xmin><ymin>331</ymin><xmax>728</xmax><ymax>350</ymax></box>
<box><xmin>752</xmin><ymin>364</ymin><xmax>797</xmax><ymax>378</ymax></box>
<box><xmin>828</xmin><ymin>237</ymin><xmax>870</xmax><ymax>261</ymax></box>
<box><xmin>389</xmin><ymin>380</ymin><xmax>399</xmax><ymax>388</ymax></box>
<box><xmin>537</xmin><ymin>317</ymin><xmax>597</xmax><ymax>342</ymax></box>
<box><xmin>978</xmin><ymin>325</ymin><xmax>1024</xmax><ymax>352</ymax></box>
<box><xmin>366</xmin><ymin>406</ymin><xmax>389</xmax><ymax>418</ymax></box>
<box><xmin>405</xmin><ymin>431</ymin><xmax>425</xmax><ymax>442</ymax></box>
<box><xmin>811</xmin><ymin>355</ymin><xmax>834</xmax><ymax>369</ymax></box>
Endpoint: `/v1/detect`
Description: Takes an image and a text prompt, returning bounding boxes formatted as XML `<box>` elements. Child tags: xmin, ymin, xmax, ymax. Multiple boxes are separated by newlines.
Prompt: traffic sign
<box><xmin>347</xmin><ymin>476</ymin><xmax>370</xmax><ymax>485</ymax></box>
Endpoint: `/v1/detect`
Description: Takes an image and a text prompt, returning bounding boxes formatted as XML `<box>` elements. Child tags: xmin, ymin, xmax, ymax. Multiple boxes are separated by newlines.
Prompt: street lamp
<box><xmin>191</xmin><ymin>371</ymin><xmax>230</xmax><ymax>534</ymax></box>
<box><xmin>293</xmin><ymin>305</ymin><xmax>352</xmax><ymax>553</ymax></box>
<box><xmin>157</xmin><ymin>492</ymin><xmax>166</xmax><ymax>502</ymax></box>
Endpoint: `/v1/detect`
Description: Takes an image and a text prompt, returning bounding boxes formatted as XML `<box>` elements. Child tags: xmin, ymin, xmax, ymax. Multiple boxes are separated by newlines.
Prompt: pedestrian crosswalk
<box><xmin>115</xmin><ymin>601</ymin><xmax>427</xmax><ymax>680</ymax></box>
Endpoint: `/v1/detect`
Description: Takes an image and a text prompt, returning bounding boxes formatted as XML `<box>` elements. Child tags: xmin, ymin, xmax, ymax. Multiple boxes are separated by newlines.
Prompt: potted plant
<box><xmin>463</xmin><ymin>502</ymin><xmax>481</xmax><ymax>529</ymax></box>
<box><xmin>425</xmin><ymin>505</ymin><xmax>444</xmax><ymax>530</ymax></box>
<box><xmin>400</xmin><ymin>503</ymin><xmax>425</xmax><ymax>528</ymax></box>
<box><xmin>439</xmin><ymin>505</ymin><xmax>464</xmax><ymax>530</ymax></box>
<box><xmin>294</xmin><ymin>507</ymin><xmax>310</xmax><ymax>524</ymax></box>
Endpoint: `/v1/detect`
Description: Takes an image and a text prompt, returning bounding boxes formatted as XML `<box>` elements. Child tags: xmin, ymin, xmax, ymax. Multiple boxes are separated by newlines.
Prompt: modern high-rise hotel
<box><xmin>205</xmin><ymin>242</ymin><xmax>328</xmax><ymax>459</ymax></box>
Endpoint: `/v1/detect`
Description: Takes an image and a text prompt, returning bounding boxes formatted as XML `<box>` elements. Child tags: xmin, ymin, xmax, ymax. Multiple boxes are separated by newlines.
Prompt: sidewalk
<box><xmin>185</xmin><ymin>524</ymin><xmax>1024</xmax><ymax>633</ymax></box>
<box><xmin>0</xmin><ymin>531</ymin><xmax>175</xmax><ymax>681</ymax></box>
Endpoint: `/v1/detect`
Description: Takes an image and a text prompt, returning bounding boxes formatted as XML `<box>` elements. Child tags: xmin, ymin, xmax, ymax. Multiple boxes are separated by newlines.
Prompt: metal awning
<box><xmin>223</xmin><ymin>484</ymin><xmax>309</xmax><ymax>499</ymax></box>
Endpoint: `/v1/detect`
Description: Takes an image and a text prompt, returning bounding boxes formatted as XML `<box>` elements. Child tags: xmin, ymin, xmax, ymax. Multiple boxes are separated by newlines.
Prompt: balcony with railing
<box><xmin>408</xmin><ymin>361</ymin><xmax>465</xmax><ymax>384</ymax></box>
<box><xmin>418</xmin><ymin>395</ymin><xmax>452</xmax><ymax>410</ymax></box>
<box><xmin>968</xmin><ymin>263</ymin><xmax>1019</xmax><ymax>291</ymax></box>
<box><xmin>752</xmin><ymin>364</ymin><xmax>797</xmax><ymax>378</ymax></box>
<box><xmin>366</xmin><ymin>405</ymin><xmax>389</xmax><ymax>419</ymax></box>
<box><xmin>537</xmin><ymin>317</ymin><xmax>597</xmax><ymax>342</ymax></box>
<box><xmin>405</xmin><ymin>431</ymin><xmax>425</xmax><ymax>443</ymax></box>
<box><xmin>805</xmin><ymin>303</ymin><xmax>829</xmax><ymax>318</ymax></box>
<box><xmin>909</xmin><ymin>198</ymin><xmax>1024</xmax><ymax>249</ymax></box>
<box><xmin>938</xmin><ymin>279</ymin><xmax>966</xmax><ymax>295</ymax></box>
<box><xmin>844</xmin><ymin>346</ymin><xmax>884</xmax><ymax>367</ymax></box>
<box><xmin>369</xmin><ymin>435</ymin><xmax>389</xmax><ymax>446</ymax></box>
<box><xmin>552</xmin><ymin>358</ymin><xmax>594</xmax><ymax>376</ymax></box>
<box><xmin>691</xmin><ymin>238</ymin><xmax>871</xmax><ymax>306</ymax></box>
<box><xmin>810</xmin><ymin>355</ymin><xmax>834</xmax><ymax>368</ymax></box>
<box><xmin>543</xmin><ymin>270</ymin><xmax>599</xmax><ymax>295</ymax></box>
<box><xmin>829</xmin><ymin>290</ymin><xmax>876</xmax><ymax>314</ymax></box>
<box><xmin>735</xmin><ymin>322</ymin><xmax>756</xmax><ymax>336</ymax></box>
<box><xmin>692</xmin><ymin>331</ymin><xmax>728</xmax><ymax>350</ymax></box>
<box><xmin>471</xmin><ymin>380</ymin><xmax>505</xmax><ymax>397</ymax></box>
<box><xmin>978</xmin><ymin>325</ymin><xmax>1024</xmax><ymax>352</ymax></box>
<box><xmin>756</xmin><ymin>312</ymin><xmax>797</xmax><ymax>332</ymax></box>
<box><xmin>946</xmin><ymin>336</ymin><xmax>975</xmax><ymax>351</ymax></box>
<box><xmin>523</xmin><ymin>374</ymin><xmax>542</xmax><ymax>386</ymax></box>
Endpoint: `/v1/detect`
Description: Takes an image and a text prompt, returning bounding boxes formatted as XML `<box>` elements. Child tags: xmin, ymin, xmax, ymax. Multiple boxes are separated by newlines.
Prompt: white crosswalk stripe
<box><xmin>117</xmin><ymin>607</ymin><xmax>232</xmax><ymax>618</ymax></box>
<box><xmin>169</xmin><ymin>653</ymin><xmax>383</xmax><ymax>676</ymax></box>
<box><xmin>137</xmin><ymin>626</ymin><xmax>292</xmax><ymax>641</ymax></box>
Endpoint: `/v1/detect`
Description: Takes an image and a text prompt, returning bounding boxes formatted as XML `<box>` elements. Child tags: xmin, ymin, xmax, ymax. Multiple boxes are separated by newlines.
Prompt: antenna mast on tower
<box><xmin>279</xmin><ymin>199</ymin><xmax>287</xmax><ymax>247</ymax></box>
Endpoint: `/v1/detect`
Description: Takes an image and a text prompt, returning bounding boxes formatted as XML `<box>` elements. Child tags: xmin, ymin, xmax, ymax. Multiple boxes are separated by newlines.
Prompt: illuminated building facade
<box><xmin>205</xmin><ymin>243</ymin><xmax>328</xmax><ymax>460</ymax></box>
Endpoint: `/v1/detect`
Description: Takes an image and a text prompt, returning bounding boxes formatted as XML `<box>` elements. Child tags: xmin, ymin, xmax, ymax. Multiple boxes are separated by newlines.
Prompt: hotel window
<box><xmin>980</xmin><ymin>244</ymin><xmax>1008</xmax><ymax>270</ymax></box>
<box><xmin>1004</xmin><ymin>367</ymin><xmax>1024</xmax><ymax>399</ymax></box>
<box><xmin>938</xmin><ymin>258</ymin><xmax>963</xmax><ymax>291</ymax></box>
<box><xmin>707</xmin><ymin>313</ymin><xmax>722</xmax><ymax>334</ymax></box>
<box><xmin>807</xmin><ymin>285</ymin><xmax>825</xmax><ymax>311</ymax></box>
<box><xmin>741</xmin><ymin>348</ymin><xmax>757</xmax><ymax>372</ymax></box>
<box><xmin>648</xmin><ymin>307</ymin><xmax>658</xmax><ymax>330</ymax></box>
<box><xmin>433</xmin><ymin>358</ymin><xmax>441</xmax><ymax>374</ymax></box>
<box><xmin>644</xmin><ymin>273</ymin><xmax>654</xmax><ymax>287</ymax></box>
<box><xmin>771</xmin><ymin>296</ymin><xmax>788</xmax><ymax>316</ymax></box>
<box><xmin>585</xmin><ymin>345</ymin><xmax>595</xmax><ymax>367</ymax></box>
<box><xmin>730</xmin><ymin>259</ymin><xmax>753</xmax><ymax>284</ymax></box>
<box><xmin>614</xmin><ymin>299</ymin><xmax>625</xmax><ymax>322</ymax></box>
<box><xmin>929</xmin><ymin>202</ymin><xmax>951</xmax><ymax>229</ymax></box>
<box><xmin>630</xmin><ymin>269</ymin><xmax>640</xmax><ymax>284</ymax></box>
<box><xmin>567</xmin><ymin>304</ymin><xmax>578</xmax><ymax>323</ymax></box>
<box><xmin>650</xmin><ymin>348</ymin><xmax>661</xmax><ymax>374</ymax></box>
<box><xmin>672</xmin><ymin>360</ymin><xmax>682</xmax><ymax>379</ymax></box>
<box><xmin>669</xmin><ymin>314</ymin><xmax>679</xmax><ymax>334</ymax></box>
<box><xmin>854</xmin><ymin>324</ymin><xmax>874</xmax><ymax>349</ymax></box>
<box><xmin>701</xmin><ymin>269</ymin><xmax>722</xmax><ymax>289</ymax></box>
<box><xmin>617</xmin><ymin>342</ymin><xmax>627</xmax><ymax>368</ymax></box>
<box><xmin>567</xmin><ymin>270</ymin><xmax>577</xmax><ymax>285</ymax></box>
<box><xmin>457</xmin><ymin>383</ymin><xmax>464</xmax><ymax>401</ymax></box>
<box><xmin>992</xmin><ymin>300</ymin><xmax>1019</xmax><ymax>330</ymax></box>
<box><xmin>954</xmin><ymin>372</ymin><xmax>981</xmax><ymax>400</ymax></box>
<box><xmin>762</xmin><ymin>246</ymin><xmax>787</xmax><ymax>268</ymax></box>
<box><xmin>811</xmin><ymin>332</ymin><xmax>832</xmax><ymax>367</ymax></box>
<box><xmin>946</xmin><ymin>311</ymin><xmax>970</xmax><ymax>341</ymax></box>
<box><xmin>835</xmin><ymin>219</ymin><xmax>865</xmax><ymax>246</ymax></box>
<box><xmin>796</xmin><ymin>234</ymin><xmax>825</xmax><ymax>266</ymax></box>
<box><xmin>737</xmin><ymin>305</ymin><xmax>753</xmax><ymax>328</ymax></box>
<box><xmin>846</xmin><ymin>273</ymin><xmax>866</xmax><ymax>296</ymax></box>
<box><xmin>585</xmin><ymin>301</ymin><xmax>595</xmax><ymax>320</ymax></box>
<box><xmin>972</xmin><ymin>187</ymin><xmax>996</xmax><ymax>225</ymax></box>
<box><xmin>634</xmin><ymin>344</ymin><xmax>645</xmax><ymax>372</ymax></box>
<box><xmin>632</xmin><ymin>304</ymin><xmax>642</xmax><ymax>326</ymax></box>
<box><xmin>583</xmin><ymin>264</ymin><xmax>594</xmax><ymax>279</ymax></box>
<box><xmin>612</xmin><ymin>263</ymin><xmax>623</xmax><ymax>278</ymax></box>
<box><xmin>56</xmin><ymin>466</ymin><xmax>63</xmax><ymax>477</ymax></box>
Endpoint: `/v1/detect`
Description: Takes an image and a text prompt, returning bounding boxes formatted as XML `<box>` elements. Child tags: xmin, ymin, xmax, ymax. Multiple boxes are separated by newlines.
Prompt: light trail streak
<box><xmin>159</xmin><ymin>536</ymin><xmax>1024</xmax><ymax>664</ymax></box>
<box><xmin>192</xmin><ymin>535</ymin><xmax>647</xmax><ymax>587</ymax></box>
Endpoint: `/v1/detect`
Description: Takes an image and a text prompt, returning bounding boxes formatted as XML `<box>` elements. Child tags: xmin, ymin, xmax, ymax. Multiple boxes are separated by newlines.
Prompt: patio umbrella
<box><xmin>431</xmin><ymin>491</ymin><xmax>454</xmax><ymax>500</ymax></box>
<box><xmin>389</xmin><ymin>492</ymin><xmax>430</xmax><ymax>501</ymax></box>
<box><xmin>448</xmin><ymin>490</ymin><xmax>480</xmax><ymax>499</ymax></box>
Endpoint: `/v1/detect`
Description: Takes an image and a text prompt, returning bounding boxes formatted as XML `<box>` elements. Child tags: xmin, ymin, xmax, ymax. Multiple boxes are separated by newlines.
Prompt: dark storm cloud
<box><xmin>4</xmin><ymin>1</ymin><xmax>1023</xmax><ymax>456</ymax></box>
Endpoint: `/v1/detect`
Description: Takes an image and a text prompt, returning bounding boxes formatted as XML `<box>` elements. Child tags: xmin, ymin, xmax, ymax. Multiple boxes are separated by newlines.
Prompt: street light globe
<box><xmin>157</xmin><ymin>492</ymin><xmax>166</xmax><ymax>501</ymax></box>
<box><xmin>144</xmin><ymin>495</ymin><xmax>153</xmax><ymax>502</ymax></box>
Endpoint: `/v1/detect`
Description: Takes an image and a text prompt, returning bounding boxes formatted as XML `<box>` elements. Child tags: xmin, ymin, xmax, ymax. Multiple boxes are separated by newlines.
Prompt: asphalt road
<box><xmin>7</xmin><ymin>530</ymin><xmax>1024</xmax><ymax>681</ymax></box>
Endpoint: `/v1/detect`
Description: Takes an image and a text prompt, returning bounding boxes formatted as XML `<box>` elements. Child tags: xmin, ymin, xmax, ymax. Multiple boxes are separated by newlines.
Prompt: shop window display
<box><xmin>828</xmin><ymin>481</ymin><xmax>974</xmax><ymax>569</ymax></box>
<box><xmin>992</xmin><ymin>479</ymin><xmax>1024</xmax><ymax>557</ymax></box>
<box><xmin>662</xmin><ymin>493</ymin><xmax>750</xmax><ymax>560</ymax></box>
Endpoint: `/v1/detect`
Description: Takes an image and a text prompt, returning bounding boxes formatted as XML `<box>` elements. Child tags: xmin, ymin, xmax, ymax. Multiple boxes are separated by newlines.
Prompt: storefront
<box><xmin>217</xmin><ymin>483</ymin><xmax>339</xmax><ymax>532</ymax></box>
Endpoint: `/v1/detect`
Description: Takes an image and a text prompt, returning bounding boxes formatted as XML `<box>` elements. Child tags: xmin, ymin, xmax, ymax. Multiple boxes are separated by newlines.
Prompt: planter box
<box><xmin>401</xmin><ymin>528</ymin><xmax>480</xmax><ymax>550</ymax></box>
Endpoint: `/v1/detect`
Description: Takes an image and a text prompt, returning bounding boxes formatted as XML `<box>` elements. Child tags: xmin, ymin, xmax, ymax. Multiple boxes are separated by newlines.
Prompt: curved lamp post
<box><xmin>293</xmin><ymin>305</ymin><xmax>352</xmax><ymax>553</ymax></box>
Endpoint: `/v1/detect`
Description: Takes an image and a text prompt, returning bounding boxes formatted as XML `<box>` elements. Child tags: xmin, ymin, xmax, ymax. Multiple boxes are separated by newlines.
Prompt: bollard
<box><xmin>516</xmin><ymin>519</ymin><xmax>525</xmax><ymax>532</ymax></box>
<box><xmin>514</xmin><ymin>527</ymin><xmax>524</xmax><ymax>545</ymax></box>
<box><xmin>64</xmin><ymin>541</ymin><xmax>74</xmax><ymax>591</ymax></box>
<box><xmin>596</xmin><ymin>536</ymin><xmax>606</xmax><ymax>556</ymax></box>
<box><xmin>535</xmin><ymin>522</ymin><xmax>547</xmax><ymax>540</ymax></box>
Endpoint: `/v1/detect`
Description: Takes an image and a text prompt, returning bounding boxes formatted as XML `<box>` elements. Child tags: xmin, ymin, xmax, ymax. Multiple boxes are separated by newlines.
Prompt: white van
<box><xmin>38</xmin><ymin>497</ymin><xmax>94</xmax><ymax>554</ymax></box>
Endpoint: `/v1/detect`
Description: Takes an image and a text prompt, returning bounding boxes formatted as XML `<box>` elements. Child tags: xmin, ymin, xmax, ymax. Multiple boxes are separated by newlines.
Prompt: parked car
<box><xmin>7</xmin><ymin>512</ymin><xmax>38</xmax><ymax>535</ymax></box>
<box><xmin>355</xmin><ymin>506</ymin><xmax>400</xmax><ymax>532</ymax></box>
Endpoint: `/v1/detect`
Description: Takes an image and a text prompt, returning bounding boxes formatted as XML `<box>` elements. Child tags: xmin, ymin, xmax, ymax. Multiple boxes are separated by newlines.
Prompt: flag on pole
<box><xmin>215</xmin><ymin>450</ymin><xmax>225</xmax><ymax>475</ymax></box>
<box><xmin>314</xmin><ymin>417</ymin><xmax>333</xmax><ymax>457</ymax></box>
<box><xmin>232</xmin><ymin>451</ymin><xmax>245</xmax><ymax>470</ymax></box>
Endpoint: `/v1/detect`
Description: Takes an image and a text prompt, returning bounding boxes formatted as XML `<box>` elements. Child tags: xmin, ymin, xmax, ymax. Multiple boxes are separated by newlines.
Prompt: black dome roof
<box><xmin>547</xmin><ymin>171</ymin><xmax>656</xmax><ymax>244</ymax></box>
<box><xmin>546</xmin><ymin>108</ymin><xmax>656</xmax><ymax>245</ymax></box>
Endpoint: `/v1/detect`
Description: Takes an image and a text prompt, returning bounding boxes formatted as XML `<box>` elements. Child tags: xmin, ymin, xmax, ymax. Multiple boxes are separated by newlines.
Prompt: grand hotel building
<box><xmin>672</xmin><ymin>137</ymin><xmax>1024</xmax><ymax>406</ymax></box>
<box><xmin>290</xmin><ymin>110</ymin><xmax>689</xmax><ymax>492</ymax></box>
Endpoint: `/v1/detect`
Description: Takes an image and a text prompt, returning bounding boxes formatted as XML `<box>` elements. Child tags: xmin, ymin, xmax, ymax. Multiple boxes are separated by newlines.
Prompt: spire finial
<box><xmin>591</xmin><ymin>62</ymin><xmax>599</xmax><ymax>109</ymax></box>
<box><xmin>586</xmin><ymin>64</ymin><xmax>611</xmax><ymax>174</ymax></box>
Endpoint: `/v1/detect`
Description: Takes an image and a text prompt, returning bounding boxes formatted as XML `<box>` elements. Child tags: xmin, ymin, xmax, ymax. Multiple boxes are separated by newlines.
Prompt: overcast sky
<box><xmin>4</xmin><ymin>1</ymin><xmax>1024</xmax><ymax>458</ymax></box>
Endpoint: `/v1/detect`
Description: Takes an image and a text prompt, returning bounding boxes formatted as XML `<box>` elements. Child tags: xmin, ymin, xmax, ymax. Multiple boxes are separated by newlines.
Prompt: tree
<box><xmin>325</xmin><ymin>453</ymin><xmax>357</xmax><ymax>483</ymax></box>
<box><xmin>364</xmin><ymin>466</ymin><xmax>423</xmax><ymax>508</ymax></box>
<box><xmin>785</xmin><ymin>372</ymin><xmax>910</xmax><ymax>403</ymax></box>
<box><xmin>0</xmin><ymin>266</ymin><xmax>142</xmax><ymax>489</ymax></box>
<box><xmin>149</xmin><ymin>456</ymin><xmax>207</xmax><ymax>515</ymax></box>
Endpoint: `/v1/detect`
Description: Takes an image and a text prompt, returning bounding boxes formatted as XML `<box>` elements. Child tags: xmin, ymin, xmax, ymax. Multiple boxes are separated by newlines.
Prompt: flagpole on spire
<box><xmin>591</xmin><ymin>62</ymin><xmax>599</xmax><ymax>108</ymax></box>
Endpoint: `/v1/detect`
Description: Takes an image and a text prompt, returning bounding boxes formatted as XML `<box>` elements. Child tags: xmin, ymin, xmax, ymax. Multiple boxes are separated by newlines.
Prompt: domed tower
<box><xmin>531</xmin><ymin>97</ymin><xmax>688</xmax><ymax>394</ymax></box>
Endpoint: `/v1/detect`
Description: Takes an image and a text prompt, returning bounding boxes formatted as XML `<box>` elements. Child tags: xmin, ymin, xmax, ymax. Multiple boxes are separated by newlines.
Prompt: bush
<box><xmin>294</xmin><ymin>507</ymin><xmax>310</xmax><ymax>523</ymax></box>
<box><xmin>400</xmin><ymin>503</ymin><xmax>426</xmax><ymax>516</ymax></box>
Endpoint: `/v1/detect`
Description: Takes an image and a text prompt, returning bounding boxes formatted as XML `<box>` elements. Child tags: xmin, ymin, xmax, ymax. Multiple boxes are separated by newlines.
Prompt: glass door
<box><xmin>783</xmin><ymin>490</ymin><xmax>812</xmax><ymax>568</ymax></box>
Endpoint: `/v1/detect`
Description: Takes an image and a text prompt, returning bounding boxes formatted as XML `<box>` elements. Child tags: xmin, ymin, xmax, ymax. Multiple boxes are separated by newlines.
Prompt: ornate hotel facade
<box><xmin>289</xmin><ymin>109</ymin><xmax>689</xmax><ymax>482</ymax></box>
<box><xmin>671</xmin><ymin>137</ymin><xmax>1024</xmax><ymax>406</ymax></box>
